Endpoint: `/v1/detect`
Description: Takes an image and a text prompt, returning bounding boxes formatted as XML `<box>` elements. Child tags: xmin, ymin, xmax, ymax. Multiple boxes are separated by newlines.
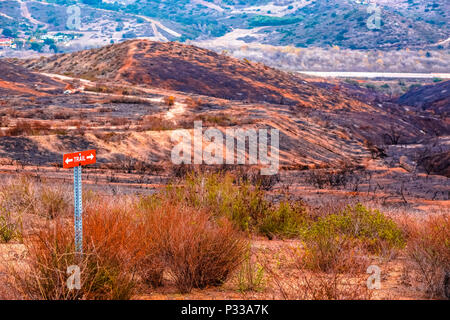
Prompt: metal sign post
<box><xmin>63</xmin><ymin>150</ymin><xmax>96</xmax><ymax>255</ymax></box>
<box><xmin>74</xmin><ymin>164</ymin><xmax>83</xmax><ymax>254</ymax></box>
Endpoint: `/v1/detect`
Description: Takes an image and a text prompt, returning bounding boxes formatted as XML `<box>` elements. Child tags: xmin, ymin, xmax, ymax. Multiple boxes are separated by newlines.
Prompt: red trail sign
<box><xmin>63</xmin><ymin>150</ymin><xmax>96</xmax><ymax>169</ymax></box>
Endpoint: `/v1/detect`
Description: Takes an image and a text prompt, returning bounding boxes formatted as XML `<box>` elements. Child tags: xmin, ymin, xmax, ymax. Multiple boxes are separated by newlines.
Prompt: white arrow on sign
<box><xmin>65</xmin><ymin>158</ymin><xmax>73</xmax><ymax>165</ymax></box>
<box><xmin>87</xmin><ymin>154</ymin><xmax>94</xmax><ymax>160</ymax></box>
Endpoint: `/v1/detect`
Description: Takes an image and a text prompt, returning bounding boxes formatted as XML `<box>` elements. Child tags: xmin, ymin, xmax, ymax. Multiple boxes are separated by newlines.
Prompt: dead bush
<box><xmin>108</xmin><ymin>96</ymin><xmax>150</xmax><ymax>105</ymax></box>
<box><xmin>0</xmin><ymin>176</ymin><xmax>37</xmax><ymax>215</ymax></box>
<box><xmin>383</xmin><ymin>125</ymin><xmax>403</xmax><ymax>145</ymax></box>
<box><xmin>39</xmin><ymin>187</ymin><xmax>70</xmax><ymax>219</ymax></box>
<box><xmin>84</xmin><ymin>84</ymin><xmax>111</xmax><ymax>94</ymax></box>
<box><xmin>194</xmin><ymin>114</ymin><xmax>237</xmax><ymax>126</ymax></box>
<box><xmin>109</xmin><ymin>117</ymin><xmax>130</xmax><ymax>126</ymax></box>
<box><xmin>8</xmin><ymin>201</ymin><xmax>142</xmax><ymax>300</ymax></box>
<box><xmin>53</xmin><ymin>111</ymin><xmax>72</xmax><ymax>120</ymax></box>
<box><xmin>139</xmin><ymin>115</ymin><xmax>175</xmax><ymax>131</ymax></box>
<box><xmin>260</xmin><ymin>246</ymin><xmax>372</xmax><ymax>300</ymax></box>
<box><xmin>93</xmin><ymin>131</ymin><xmax>128</xmax><ymax>143</ymax></box>
<box><xmin>0</xmin><ymin>116</ymin><xmax>9</xmax><ymax>127</ymax></box>
<box><xmin>184</xmin><ymin>97</ymin><xmax>207</xmax><ymax>110</ymax></box>
<box><xmin>406</xmin><ymin>214</ymin><xmax>450</xmax><ymax>299</ymax></box>
<box><xmin>3</xmin><ymin>121</ymin><xmax>52</xmax><ymax>136</ymax></box>
<box><xmin>140</xmin><ymin>202</ymin><xmax>248</xmax><ymax>293</ymax></box>
<box><xmin>306</xmin><ymin>162</ymin><xmax>367</xmax><ymax>191</ymax></box>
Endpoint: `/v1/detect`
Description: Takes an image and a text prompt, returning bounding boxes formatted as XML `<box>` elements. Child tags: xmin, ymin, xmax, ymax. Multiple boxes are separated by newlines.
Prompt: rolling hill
<box><xmin>0</xmin><ymin>39</ymin><xmax>447</xmax><ymax>173</ymax></box>
<box><xmin>21</xmin><ymin>39</ymin><xmax>374</xmax><ymax>108</ymax></box>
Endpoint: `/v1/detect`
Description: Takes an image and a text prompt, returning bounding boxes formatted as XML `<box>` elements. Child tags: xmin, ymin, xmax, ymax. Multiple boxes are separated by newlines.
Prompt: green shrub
<box><xmin>0</xmin><ymin>209</ymin><xmax>22</xmax><ymax>243</ymax></box>
<box><xmin>258</xmin><ymin>201</ymin><xmax>308</xmax><ymax>239</ymax></box>
<box><xmin>165</xmin><ymin>172</ymin><xmax>307</xmax><ymax>238</ymax></box>
<box><xmin>166</xmin><ymin>172</ymin><xmax>270</xmax><ymax>232</ymax></box>
<box><xmin>303</xmin><ymin>204</ymin><xmax>405</xmax><ymax>255</ymax></box>
<box><xmin>249</xmin><ymin>15</ymin><xmax>303</xmax><ymax>27</ymax></box>
<box><xmin>300</xmin><ymin>213</ymin><xmax>363</xmax><ymax>272</ymax></box>
<box><xmin>301</xmin><ymin>233</ymin><xmax>364</xmax><ymax>273</ymax></box>
<box><xmin>236</xmin><ymin>249</ymin><xmax>265</xmax><ymax>293</ymax></box>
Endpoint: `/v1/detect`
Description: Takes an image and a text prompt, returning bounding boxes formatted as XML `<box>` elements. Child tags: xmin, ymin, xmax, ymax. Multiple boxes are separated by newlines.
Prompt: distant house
<box><xmin>41</xmin><ymin>34</ymin><xmax>66</xmax><ymax>42</ymax></box>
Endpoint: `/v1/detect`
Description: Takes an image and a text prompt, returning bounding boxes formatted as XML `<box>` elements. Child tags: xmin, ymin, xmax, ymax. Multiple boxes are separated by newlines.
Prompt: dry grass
<box><xmin>139</xmin><ymin>115</ymin><xmax>176</xmax><ymax>131</ymax></box>
<box><xmin>405</xmin><ymin>214</ymin><xmax>450</xmax><ymax>299</ymax></box>
<box><xmin>2</xmin><ymin>178</ymin><xmax>248</xmax><ymax>298</ymax></box>
<box><xmin>0</xmin><ymin>174</ymin><xmax>447</xmax><ymax>300</ymax></box>
<box><xmin>1</xmin><ymin>121</ymin><xmax>52</xmax><ymax>136</ymax></box>
<box><xmin>259</xmin><ymin>245</ymin><xmax>372</xmax><ymax>300</ymax></box>
<box><xmin>7</xmin><ymin>199</ymin><xmax>141</xmax><ymax>300</ymax></box>
<box><xmin>0</xmin><ymin>177</ymin><xmax>70</xmax><ymax>220</ymax></box>
<box><xmin>107</xmin><ymin>96</ymin><xmax>152</xmax><ymax>105</ymax></box>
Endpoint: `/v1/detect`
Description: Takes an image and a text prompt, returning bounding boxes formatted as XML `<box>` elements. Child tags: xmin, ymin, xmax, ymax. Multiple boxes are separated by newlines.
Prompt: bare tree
<box><xmin>383</xmin><ymin>125</ymin><xmax>403</xmax><ymax>145</ymax></box>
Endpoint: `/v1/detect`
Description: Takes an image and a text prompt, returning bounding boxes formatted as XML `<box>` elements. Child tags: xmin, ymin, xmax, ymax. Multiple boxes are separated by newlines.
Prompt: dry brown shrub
<box><xmin>96</xmin><ymin>107</ymin><xmax>114</xmax><ymax>113</ymax></box>
<box><xmin>184</xmin><ymin>97</ymin><xmax>203</xmax><ymax>109</ymax></box>
<box><xmin>108</xmin><ymin>96</ymin><xmax>151</xmax><ymax>105</ymax></box>
<box><xmin>260</xmin><ymin>246</ymin><xmax>372</xmax><ymax>300</ymax></box>
<box><xmin>109</xmin><ymin>117</ymin><xmax>130</xmax><ymax>126</ymax></box>
<box><xmin>405</xmin><ymin>214</ymin><xmax>450</xmax><ymax>299</ymax></box>
<box><xmin>8</xmin><ymin>222</ymin><xmax>83</xmax><ymax>300</ymax></box>
<box><xmin>66</xmin><ymin>120</ymin><xmax>82</xmax><ymax>127</ymax></box>
<box><xmin>3</xmin><ymin>121</ymin><xmax>33</xmax><ymax>136</ymax></box>
<box><xmin>39</xmin><ymin>186</ymin><xmax>70</xmax><ymax>219</ymax></box>
<box><xmin>139</xmin><ymin>202</ymin><xmax>248</xmax><ymax>293</ymax></box>
<box><xmin>53</xmin><ymin>112</ymin><xmax>72</xmax><ymax>120</ymax></box>
<box><xmin>7</xmin><ymin>201</ymin><xmax>142</xmax><ymax>300</ymax></box>
<box><xmin>139</xmin><ymin>115</ymin><xmax>175</xmax><ymax>131</ymax></box>
<box><xmin>302</xmin><ymin>237</ymin><xmax>369</xmax><ymax>274</ymax></box>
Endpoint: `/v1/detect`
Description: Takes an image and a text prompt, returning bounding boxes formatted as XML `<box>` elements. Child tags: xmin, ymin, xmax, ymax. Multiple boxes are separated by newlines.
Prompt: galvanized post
<box><xmin>74</xmin><ymin>164</ymin><xmax>83</xmax><ymax>254</ymax></box>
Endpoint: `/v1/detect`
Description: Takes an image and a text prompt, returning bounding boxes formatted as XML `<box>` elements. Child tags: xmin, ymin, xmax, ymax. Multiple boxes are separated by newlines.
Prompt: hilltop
<box><xmin>22</xmin><ymin>39</ymin><xmax>372</xmax><ymax>108</ymax></box>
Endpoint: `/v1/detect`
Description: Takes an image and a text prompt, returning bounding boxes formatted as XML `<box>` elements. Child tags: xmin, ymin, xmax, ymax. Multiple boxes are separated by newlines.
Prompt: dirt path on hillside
<box><xmin>18</xmin><ymin>0</ymin><xmax>49</xmax><ymax>29</ymax></box>
<box><xmin>115</xmin><ymin>40</ymin><xmax>138</xmax><ymax>81</ymax></box>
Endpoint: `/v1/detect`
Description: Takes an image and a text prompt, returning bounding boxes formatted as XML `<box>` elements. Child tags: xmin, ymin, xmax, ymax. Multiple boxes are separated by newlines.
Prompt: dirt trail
<box><xmin>164</xmin><ymin>101</ymin><xmax>186</xmax><ymax>121</ymax></box>
<box><xmin>115</xmin><ymin>41</ymin><xmax>138</xmax><ymax>81</ymax></box>
<box><xmin>40</xmin><ymin>72</ymin><xmax>95</xmax><ymax>85</ymax></box>
<box><xmin>137</xmin><ymin>15</ymin><xmax>181</xmax><ymax>38</ymax></box>
<box><xmin>0</xmin><ymin>11</ymin><xmax>13</xmax><ymax>20</ymax></box>
<box><xmin>18</xmin><ymin>0</ymin><xmax>49</xmax><ymax>29</ymax></box>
